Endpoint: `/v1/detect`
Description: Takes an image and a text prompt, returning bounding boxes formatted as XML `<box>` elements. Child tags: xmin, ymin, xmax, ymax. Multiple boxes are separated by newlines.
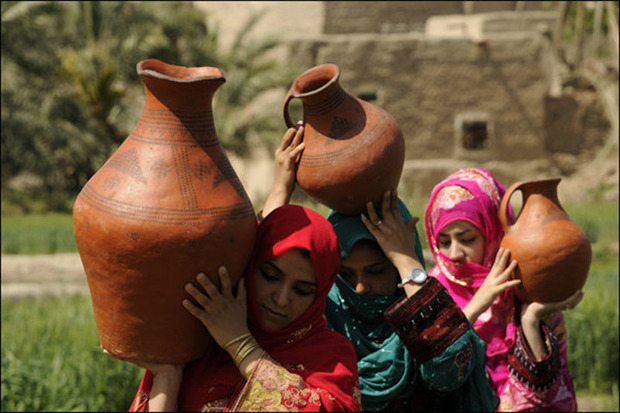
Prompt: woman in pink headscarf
<box><xmin>424</xmin><ymin>168</ymin><xmax>583</xmax><ymax>411</ymax></box>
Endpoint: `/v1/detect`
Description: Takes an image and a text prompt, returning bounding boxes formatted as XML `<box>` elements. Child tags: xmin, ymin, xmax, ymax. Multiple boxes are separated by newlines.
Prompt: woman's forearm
<box><xmin>148</xmin><ymin>367</ymin><xmax>183</xmax><ymax>412</ymax></box>
<box><xmin>520</xmin><ymin>316</ymin><xmax>548</xmax><ymax>361</ymax></box>
<box><xmin>462</xmin><ymin>300</ymin><xmax>484</xmax><ymax>324</ymax></box>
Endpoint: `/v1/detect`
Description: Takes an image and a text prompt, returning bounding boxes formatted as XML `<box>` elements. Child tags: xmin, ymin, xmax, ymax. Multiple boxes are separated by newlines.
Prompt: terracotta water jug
<box><xmin>73</xmin><ymin>59</ymin><xmax>258</xmax><ymax>364</ymax></box>
<box><xmin>499</xmin><ymin>178</ymin><xmax>591</xmax><ymax>303</ymax></box>
<box><xmin>283</xmin><ymin>63</ymin><xmax>405</xmax><ymax>215</ymax></box>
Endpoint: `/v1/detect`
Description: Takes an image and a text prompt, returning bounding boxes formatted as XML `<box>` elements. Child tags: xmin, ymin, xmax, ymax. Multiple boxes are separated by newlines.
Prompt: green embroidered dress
<box><xmin>324</xmin><ymin>200</ymin><xmax>499</xmax><ymax>412</ymax></box>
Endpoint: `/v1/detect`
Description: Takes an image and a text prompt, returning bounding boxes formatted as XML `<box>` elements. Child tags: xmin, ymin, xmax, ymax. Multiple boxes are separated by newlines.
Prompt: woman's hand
<box><xmin>263</xmin><ymin>122</ymin><xmax>305</xmax><ymax>217</ymax></box>
<box><xmin>361</xmin><ymin>189</ymin><xmax>420</xmax><ymax>272</ymax></box>
<box><xmin>464</xmin><ymin>248</ymin><xmax>520</xmax><ymax>323</ymax></box>
<box><xmin>521</xmin><ymin>289</ymin><xmax>584</xmax><ymax>325</ymax></box>
<box><xmin>361</xmin><ymin>189</ymin><xmax>428</xmax><ymax>297</ymax></box>
<box><xmin>183</xmin><ymin>266</ymin><xmax>250</xmax><ymax>349</ymax></box>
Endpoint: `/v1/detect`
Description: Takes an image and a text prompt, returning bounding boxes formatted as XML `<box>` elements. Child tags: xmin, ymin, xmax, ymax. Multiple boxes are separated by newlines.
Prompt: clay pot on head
<box><xmin>283</xmin><ymin>63</ymin><xmax>405</xmax><ymax>215</ymax></box>
<box><xmin>499</xmin><ymin>178</ymin><xmax>591</xmax><ymax>303</ymax></box>
<box><xmin>73</xmin><ymin>59</ymin><xmax>258</xmax><ymax>364</ymax></box>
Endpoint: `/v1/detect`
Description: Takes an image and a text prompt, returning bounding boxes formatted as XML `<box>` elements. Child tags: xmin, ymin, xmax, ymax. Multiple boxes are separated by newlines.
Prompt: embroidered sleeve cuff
<box><xmin>508</xmin><ymin>323</ymin><xmax>560</xmax><ymax>391</ymax></box>
<box><xmin>384</xmin><ymin>277</ymin><xmax>470</xmax><ymax>363</ymax></box>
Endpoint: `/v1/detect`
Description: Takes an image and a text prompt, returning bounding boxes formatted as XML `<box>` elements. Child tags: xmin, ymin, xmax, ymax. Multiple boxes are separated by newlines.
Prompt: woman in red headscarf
<box><xmin>110</xmin><ymin>204</ymin><xmax>361</xmax><ymax>411</ymax></box>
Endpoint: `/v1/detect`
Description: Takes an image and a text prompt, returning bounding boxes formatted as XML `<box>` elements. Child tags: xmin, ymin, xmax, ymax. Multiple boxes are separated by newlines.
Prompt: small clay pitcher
<box><xmin>499</xmin><ymin>178</ymin><xmax>591</xmax><ymax>303</ymax></box>
<box><xmin>283</xmin><ymin>63</ymin><xmax>404</xmax><ymax>215</ymax></box>
<box><xmin>73</xmin><ymin>59</ymin><xmax>258</xmax><ymax>364</ymax></box>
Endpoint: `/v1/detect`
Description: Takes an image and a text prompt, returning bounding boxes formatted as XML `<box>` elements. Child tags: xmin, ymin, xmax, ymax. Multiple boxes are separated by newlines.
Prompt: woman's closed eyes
<box><xmin>259</xmin><ymin>265</ymin><xmax>316</xmax><ymax>297</ymax></box>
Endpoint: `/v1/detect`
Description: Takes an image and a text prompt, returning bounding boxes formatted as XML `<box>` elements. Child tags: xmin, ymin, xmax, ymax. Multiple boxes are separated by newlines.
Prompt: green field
<box><xmin>1</xmin><ymin>200</ymin><xmax>618</xmax><ymax>411</ymax></box>
<box><xmin>1</xmin><ymin>213</ymin><xmax>77</xmax><ymax>254</ymax></box>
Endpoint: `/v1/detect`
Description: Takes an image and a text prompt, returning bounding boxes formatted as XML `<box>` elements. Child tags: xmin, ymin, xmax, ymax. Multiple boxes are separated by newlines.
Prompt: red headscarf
<box><xmin>131</xmin><ymin>205</ymin><xmax>360</xmax><ymax>411</ymax></box>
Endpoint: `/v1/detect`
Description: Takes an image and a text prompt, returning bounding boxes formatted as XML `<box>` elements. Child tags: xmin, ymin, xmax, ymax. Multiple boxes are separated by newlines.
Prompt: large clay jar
<box><xmin>283</xmin><ymin>64</ymin><xmax>405</xmax><ymax>215</ymax></box>
<box><xmin>499</xmin><ymin>178</ymin><xmax>591</xmax><ymax>303</ymax></box>
<box><xmin>73</xmin><ymin>59</ymin><xmax>258</xmax><ymax>364</ymax></box>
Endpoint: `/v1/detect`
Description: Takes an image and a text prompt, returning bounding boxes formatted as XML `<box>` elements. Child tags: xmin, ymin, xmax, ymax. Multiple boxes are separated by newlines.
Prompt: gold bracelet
<box><xmin>234</xmin><ymin>340</ymin><xmax>261</xmax><ymax>367</ymax></box>
<box><xmin>233</xmin><ymin>335</ymin><xmax>256</xmax><ymax>361</ymax></box>
<box><xmin>223</xmin><ymin>333</ymin><xmax>252</xmax><ymax>350</ymax></box>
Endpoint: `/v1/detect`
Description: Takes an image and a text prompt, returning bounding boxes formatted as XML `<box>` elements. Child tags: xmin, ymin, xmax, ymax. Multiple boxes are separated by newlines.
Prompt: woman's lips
<box><xmin>262</xmin><ymin>304</ymin><xmax>286</xmax><ymax>318</ymax></box>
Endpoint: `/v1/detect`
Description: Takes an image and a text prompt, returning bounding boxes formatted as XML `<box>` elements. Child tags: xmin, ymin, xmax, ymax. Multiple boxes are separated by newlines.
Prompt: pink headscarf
<box><xmin>424</xmin><ymin>168</ymin><xmax>516</xmax><ymax>393</ymax></box>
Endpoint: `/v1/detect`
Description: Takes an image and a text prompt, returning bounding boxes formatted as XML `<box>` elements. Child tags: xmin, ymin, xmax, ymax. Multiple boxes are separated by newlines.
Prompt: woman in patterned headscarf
<box><xmin>109</xmin><ymin>204</ymin><xmax>361</xmax><ymax>412</ymax></box>
<box><xmin>425</xmin><ymin>168</ymin><xmax>582</xmax><ymax>411</ymax></box>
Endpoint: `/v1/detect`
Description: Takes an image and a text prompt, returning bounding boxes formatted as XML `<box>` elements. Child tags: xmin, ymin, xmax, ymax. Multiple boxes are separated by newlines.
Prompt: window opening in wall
<box><xmin>357</xmin><ymin>91</ymin><xmax>378</xmax><ymax>102</ymax></box>
<box><xmin>462</xmin><ymin>121</ymin><xmax>488</xmax><ymax>150</ymax></box>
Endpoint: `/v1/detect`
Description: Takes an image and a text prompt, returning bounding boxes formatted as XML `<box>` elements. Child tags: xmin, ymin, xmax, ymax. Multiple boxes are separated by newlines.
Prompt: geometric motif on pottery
<box><xmin>106</xmin><ymin>148</ymin><xmax>146</xmax><ymax>184</ymax></box>
<box><xmin>214</xmin><ymin>156</ymin><xmax>244</xmax><ymax>196</ymax></box>
<box><xmin>300</xmin><ymin>111</ymin><xmax>388</xmax><ymax>169</ymax></box>
<box><xmin>132</xmin><ymin>108</ymin><xmax>217</xmax><ymax>146</ymax></box>
<box><xmin>172</xmin><ymin>146</ymin><xmax>198</xmax><ymax>210</ymax></box>
<box><xmin>103</xmin><ymin>174</ymin><xmax>121</xmax><ymax>191</ymax></box>
<box><xmin>328</xmin><ymin>116</ymin><xmax>362</xmax><ymax>140</ymax></box>
<box><xmin>151</xmin><ymin>160</ymin><xmax>172</xmax><ymax>178</ymax></box>
<box><xmin>77</xmin><ymin>184</ymin><xmax>254</xmax><ymax>225</ymax></box>
<box><xmin>191</xmin><ymin>160</ymin><xmax>211</xmax><ymax>181</ymax></box>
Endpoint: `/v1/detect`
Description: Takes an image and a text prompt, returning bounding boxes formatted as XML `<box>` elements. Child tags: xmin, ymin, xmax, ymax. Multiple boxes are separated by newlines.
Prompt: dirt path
<box><xmin>1</xmin><ymin>253</ymin><xmax>89</xmax><ymax>299</ymax></box>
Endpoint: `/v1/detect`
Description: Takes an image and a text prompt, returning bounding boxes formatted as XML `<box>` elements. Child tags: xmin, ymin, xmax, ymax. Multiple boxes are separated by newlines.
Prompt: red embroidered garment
<box><xmin>129</xmin><ymin>205</ymin><xmax>361</xmax><ymax>412</ymax></box>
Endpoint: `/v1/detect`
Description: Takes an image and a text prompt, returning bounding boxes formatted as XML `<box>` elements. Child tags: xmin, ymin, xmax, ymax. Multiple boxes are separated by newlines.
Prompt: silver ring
<box><xmin>376</xmin><ymin>220</ymin><xmax>382</xmax><ymax>225</ymax></box>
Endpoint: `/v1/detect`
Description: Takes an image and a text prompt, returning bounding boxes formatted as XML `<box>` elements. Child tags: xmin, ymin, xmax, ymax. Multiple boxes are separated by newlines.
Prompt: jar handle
<box><xmin>282</xmin><ymin>89</ymin><xmax>296</xmax><ymax>128</ymax></box>
<box><xmin>499</xmin><ymin>181</ymin><xmax>522</xmax><ymax>230</ymax></box>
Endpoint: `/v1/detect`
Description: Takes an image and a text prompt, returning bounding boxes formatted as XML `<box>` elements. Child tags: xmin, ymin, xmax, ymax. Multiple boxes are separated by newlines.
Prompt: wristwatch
<box><xmin>397</xmin><ymin>267</ymin><xmax>428</xmax><ymax>288</ymax></box>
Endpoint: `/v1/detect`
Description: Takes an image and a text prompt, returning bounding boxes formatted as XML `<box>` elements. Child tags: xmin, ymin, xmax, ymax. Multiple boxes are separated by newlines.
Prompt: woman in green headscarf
<box><xmin>263</xmin><ymin>125</ymin><xmax>499</xmax><ymax>412</ymax></box>
<box><xmin>325</xmin><ymin>190</ymin><xmax>498</xmax><ymax>412</ymax></box>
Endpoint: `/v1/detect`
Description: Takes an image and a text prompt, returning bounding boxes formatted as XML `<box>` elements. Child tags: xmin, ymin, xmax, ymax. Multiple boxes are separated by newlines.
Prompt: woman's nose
<box><xmin>274</xmin><ymin>287</ymin><xmax>290</xmax><ymax>306</ymax></box>
<box><xmin>448</xmin><ymin>242</ymin><xmax>465</xmax><ymax>260</ymax></box>
<box><xmin>355</xmin><ymin>276</ymin><xmax>371</xmax><ymax>295</ymax></box>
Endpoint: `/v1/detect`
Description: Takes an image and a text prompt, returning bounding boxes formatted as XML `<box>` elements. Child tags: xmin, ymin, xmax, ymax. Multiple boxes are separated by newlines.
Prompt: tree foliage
<box><xmin>1</xmin><ymin>1</ymin><xmax>295</xmax><ymax>212</ymax></box>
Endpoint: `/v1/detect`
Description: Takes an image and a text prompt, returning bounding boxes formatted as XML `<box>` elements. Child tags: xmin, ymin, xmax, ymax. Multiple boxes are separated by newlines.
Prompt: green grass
<box><xmin>565</xmin><ymin>266</ymin><xmax>619</xmax><ymax>395</ymax></box>
<box><xmin>1</xmin><ymin>213</ymin><xmax>78</xmax><ymax>254</ymax></box>
<box><xmin>0</xmin><ymin>200</ymin><xmax>617</xmax><ymax>411</ymax></box>
<box><xmin>1</xmin><ymin>294</ymin><xmax>144</xmax><ymax>412</ymax></box>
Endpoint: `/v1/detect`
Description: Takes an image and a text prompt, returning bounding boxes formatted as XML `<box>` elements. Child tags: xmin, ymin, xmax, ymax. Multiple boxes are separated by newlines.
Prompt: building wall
<box><xmin>287</xmin><ymin>31</ymin><xmax>552</xmax><ymax>162</ymax></box>
<box><xmin>193</xmin><ymin>1</ymin><xmax>324</xmax><ymax>51</ymax></box>
<box><xmin>323</xmin><ymin>1</ymin><xmax>548</xmax><ymax>34</ymax></box>
<box><xmin>191</xmin><ymin>1</ymin><xmax>609</xmax><ymax>204</ymax></box>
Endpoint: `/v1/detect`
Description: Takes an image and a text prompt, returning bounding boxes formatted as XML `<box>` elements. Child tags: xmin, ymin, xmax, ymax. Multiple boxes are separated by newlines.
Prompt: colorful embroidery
<box><xmin>430</xmin><ymin>185</ymin><xmax>475</xmax><ymax>224</ymax></box>
<box><xmin>286</xmin><ymin>324</ymin><xmax>314</xmax><ymax>344</ymax></box>
<box><xmin>353</xmin><ymin>384</ymin><xmax>362</xmax><ymax>407</ymax></box>
<box><xmin>132</xmin><ymin>389</ymin><xmax>149</xmax><ymax>412</ymax></box>
<box><xmin>385</xmin><ymin>278</ymin><xmax>470</xmax><ymax>363</ymax></box>
<box><xmin>234</xmin><ymin>355</ymin><xmax>337</xmax><ymax>411</ymax></box>
<box><xmin>454</xmin><ymin>341</ymin><xmax>473</xmax><ymax>381</ymax></box>
<box><xmin>507</xmin><ymin>324</ymin><xmax>560</xmax><ymax>391</ymax></box>
<box><xmin>200</xmin><ymin>397</ymin><xmax>228</xmax><ymax>412</ymax></box>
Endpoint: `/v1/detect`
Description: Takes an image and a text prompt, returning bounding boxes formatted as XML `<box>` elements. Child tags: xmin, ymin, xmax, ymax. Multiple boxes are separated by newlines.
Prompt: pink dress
<box><xmin>424</xmin><ymin>168</ymin><xmax>577</xmax><ymax>412</ymax></box>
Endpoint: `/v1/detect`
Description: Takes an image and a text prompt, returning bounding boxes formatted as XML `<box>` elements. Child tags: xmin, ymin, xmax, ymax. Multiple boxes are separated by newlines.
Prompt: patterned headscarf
<box><xmin>325</xmin><ymin>199</ymin><xmax>426</xmax><ymax>412</ymax></box>
<box><xmin>424</xmin><ymin>168</ymin><xmax>517</xmax><ymax>395</ymax></box>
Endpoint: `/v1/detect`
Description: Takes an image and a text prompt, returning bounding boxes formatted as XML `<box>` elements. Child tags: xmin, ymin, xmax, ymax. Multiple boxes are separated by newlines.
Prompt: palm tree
<box><xmin>2</xmin><ymin>2</ymin><xmax>298</xmax><ymax>212</ymax></box>
<box><xmin>212</xmin><ymin>9</ymin><xmax>302</xmax><ymax>156</ymax></box>
<box><xmin>1</xmin><ymin>1</ymin><xmax>220</xmax><ymax>209</ymax></box>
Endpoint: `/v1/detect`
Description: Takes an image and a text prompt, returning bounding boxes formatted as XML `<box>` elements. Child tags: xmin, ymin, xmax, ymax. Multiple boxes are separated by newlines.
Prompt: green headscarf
<box><xmin>325</xmin><ymin>199</ymin><xmax>426</xmax><ymax>412</ymax></box>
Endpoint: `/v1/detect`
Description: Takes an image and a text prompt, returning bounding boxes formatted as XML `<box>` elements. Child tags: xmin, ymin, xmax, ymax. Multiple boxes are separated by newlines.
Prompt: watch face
<box><xmin>411</xmin><ymin>268</ymin><xmax>428</xmax><ymax>284</ymax></box>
